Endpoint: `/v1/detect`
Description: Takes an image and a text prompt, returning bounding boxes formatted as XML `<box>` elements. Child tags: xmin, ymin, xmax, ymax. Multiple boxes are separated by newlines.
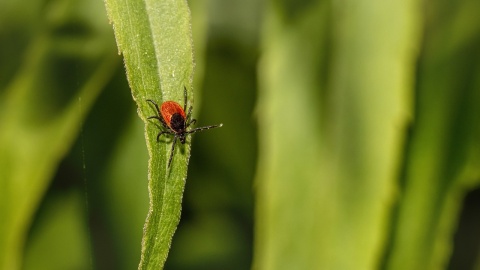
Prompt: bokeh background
<box><xmin>1</xmin><ymin>0</ymin><xmax>480</xmax><ymax>269</ymax></box>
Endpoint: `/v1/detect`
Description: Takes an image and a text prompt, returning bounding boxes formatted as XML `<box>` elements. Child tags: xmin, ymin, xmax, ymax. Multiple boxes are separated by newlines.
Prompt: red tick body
<box><xmin>161</xmin><ymin>101</ymin><xmax>186</xmax><ymax>128</ymax></box>
<box><xmin>161</xmin><ymin>101</ymin><xmax>186</xmax><ymax>131</ymax></box>
<box><xmin>147</xmin><ymin>87</ymin><xmax>222</xmax><ymax>168</ymax></box>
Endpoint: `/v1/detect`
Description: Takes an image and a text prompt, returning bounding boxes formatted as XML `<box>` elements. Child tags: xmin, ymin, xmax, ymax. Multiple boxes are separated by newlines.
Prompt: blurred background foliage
<box><xmin>0</xmin><ymin>0</ymin><xmax>479</xmax><ymax>269</ymax></box>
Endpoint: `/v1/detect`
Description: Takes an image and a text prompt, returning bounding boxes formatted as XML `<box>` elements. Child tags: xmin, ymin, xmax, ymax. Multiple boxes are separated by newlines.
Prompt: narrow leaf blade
<box><xmin>103</xmin><ymin>0</ymin><xmax>195</xmax><ymax>268</ymax></box>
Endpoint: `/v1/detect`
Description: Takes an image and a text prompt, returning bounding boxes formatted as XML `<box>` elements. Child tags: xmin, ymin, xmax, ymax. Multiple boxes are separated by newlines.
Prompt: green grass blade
<box><xmin>384</xmin><ymin>1</ymin><xmax>480</xmax><ymax>268</ymax></box>
<box><xmin>254</xmin><ymin>0</ymin><xmax>419</xmax><ymax>269</ymax></box>
<box><xmin>0</xmin><ymin>0</ymin><xmax>118</xmax><ymax>267</ymax></box>
<box><xmin>102</xmin><ymin>115</ymin><xmax>150</xmax><ymax>269</ymax></box>
<box><xmin>103</xmin><ymin>0</ymin><xmax>195</xmax><ymax>268</ymax></box>
<box><xmin>23</xmin><ymin>191</ymin><xmax>92</xmax><ymax>270</ymax></box>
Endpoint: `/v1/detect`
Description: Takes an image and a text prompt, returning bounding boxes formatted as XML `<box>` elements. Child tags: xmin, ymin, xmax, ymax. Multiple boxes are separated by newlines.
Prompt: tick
<box><xmin>147</xmin><ymin>87</ymin><xmax>223</xmax><ymax>167</ymax></box>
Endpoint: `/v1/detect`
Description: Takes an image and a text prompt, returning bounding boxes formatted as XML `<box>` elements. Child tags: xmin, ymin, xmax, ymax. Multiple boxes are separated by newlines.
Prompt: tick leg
<box><xmin>186</xmin><ymin>105</ymin><xmax>193</xmax><ymax>120</ymax></box>
<box><xmin>183</xmin><ymin>86</ymin><xmax>188</xmax><ymax>113</ymax></box>
<box><xmin>187</xmin><ymin>123</ymin><xmax>223</xmax><ymax>134</ymax></box>
<box><xmin>148</xmin><ymin>115</ymin><xmax>169</xmax><ymax>130</ymax></box>
<box><xmin>187</xmin><ymin>118</ymin><xmax>197</xmax><ymax>128</ymax></box>
<box><xmin>147</xmin><ymin>99</ymin><xmax>170</xmax><ymax>129</ymax></box>
<box><xmin>186</xmin><ymin>105</ymin><xmax>196</xmax><ymax>128</ymax></box>
<box><xmin>147</xmin><ymin>99</ymin><xmax>160</xmax><ymax>115</ymax></box>
<box><xmin>156</xmin><ymin>131</ymin><xmax>173</xmax><ymax>142</ymax></box>
<box><xmin>159</xmin><ymin>116</ymin><xmax>169</xmax><ymax>129</ymax></box>
<box><xmin>148</xmin><ymin>116</ymin><xmax>161</xmax><ymax>121</ymax></box>
<box><xmin>168</xmin><ymin>136</ymin><xmax>178</xmax><ymax>167</ymax></box>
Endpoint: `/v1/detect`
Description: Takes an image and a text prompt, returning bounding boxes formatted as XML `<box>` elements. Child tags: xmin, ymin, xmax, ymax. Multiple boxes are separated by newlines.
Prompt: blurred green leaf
<box><xmin>254</xmin><ymin>0</ymin><xmax>419</xmax><ymax>269</ymax></box>
<box><xmin>103</xmin><ymin>0</ymin><xmax>195</xmax><ymax>268</ymax></box>
<box><xmin>23</xmin><ymin>191</ymin><xmax>91</xmax><ymax>270</ymax></box>
<box><xmin>101</xmin><ymin>114</ymin><xmax>149</xmax><ymax>269</ymax></box>
<box><xmin>384</xmin><ymin>0</ymin><xmax>480</xmax><ymax>268</ymax></box>
<box><xmin>0</xmin><ymin>0</ymin><xmax>118</xmax><ymax>268</ymax></box>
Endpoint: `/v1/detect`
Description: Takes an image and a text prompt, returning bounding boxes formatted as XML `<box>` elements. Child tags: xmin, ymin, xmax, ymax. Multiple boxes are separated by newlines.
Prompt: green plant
<box><xmin>1</xmin><ymin>0</ymin><xmax>480</xmax><ymax>269</ymax></box>
<box><xmin>0</xmin><ymin>0</ymin><xmax>117</xmax><ymax>268</ymax></box>
<box><xmin>104</xmin><ymin>0</ymin><xmax>196</xmax><ymax>268</ymax></box>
